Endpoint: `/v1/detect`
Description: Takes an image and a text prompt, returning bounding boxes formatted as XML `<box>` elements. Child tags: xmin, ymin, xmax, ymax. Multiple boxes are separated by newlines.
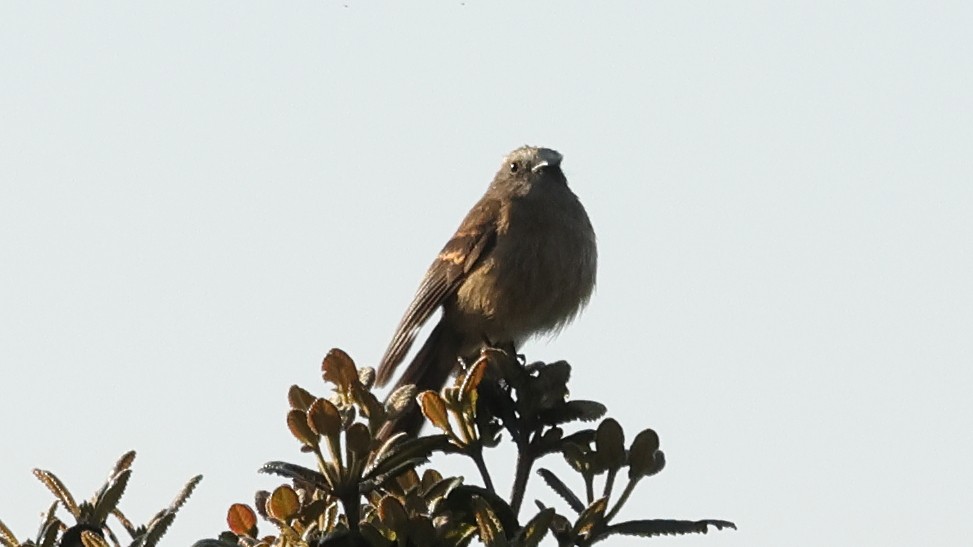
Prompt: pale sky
<box><xmin>1</xmin><ymin>2</ymin><xmax>971</xmax><ymax>546</ymax></box>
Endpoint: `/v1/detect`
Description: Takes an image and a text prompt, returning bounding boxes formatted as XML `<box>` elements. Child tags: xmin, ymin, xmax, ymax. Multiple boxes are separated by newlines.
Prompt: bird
<box><xmin>375</xmin><ymin>145</ymin><xmax>597</xmax><ymax>437</ymax></box>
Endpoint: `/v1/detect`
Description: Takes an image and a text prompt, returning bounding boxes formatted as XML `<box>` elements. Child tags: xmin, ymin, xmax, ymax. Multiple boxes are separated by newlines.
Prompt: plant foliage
<box><xmin>0</xmin><ymin>451</ymin><xmax>201</xmax><ymax>547</ymax></box>
<box><xmin>194</xmin><ymin>348</ymin><xmax>735</xmax><ymax>547</ymax></box>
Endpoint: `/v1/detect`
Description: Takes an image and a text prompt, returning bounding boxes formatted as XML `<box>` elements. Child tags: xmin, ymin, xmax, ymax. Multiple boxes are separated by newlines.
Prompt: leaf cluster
<box><xmin>197</xmin><ymin>348</ymin><xmax>734</xmax><ymax>547</ymax></box>
<box><xmin>0</xmin><ymin>451</ymin><xmax>201</xmax><ymax>547</ymax></box>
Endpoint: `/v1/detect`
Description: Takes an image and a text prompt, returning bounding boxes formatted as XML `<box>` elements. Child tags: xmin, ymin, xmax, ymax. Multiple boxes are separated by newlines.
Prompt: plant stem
<box><xmin>470</xmin><ymin>447</ymin><xmax>496</xmax><ymax>494</ymax></box>
<box><xmin>604</xmin><ymin>477</ymin><xmax>639</xmax><ymax>522</ymax></box>
<box><xmin>509</xmin><ymin>441</ymin><xmax>535</xmax><ymax>515</ymax></box>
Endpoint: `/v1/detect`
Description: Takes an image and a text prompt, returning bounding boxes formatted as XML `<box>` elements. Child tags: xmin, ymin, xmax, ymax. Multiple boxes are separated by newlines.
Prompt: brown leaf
<box><xmin>345</xmin><ymin>422</ymin><xmax>371</xmax><ymax>459</ymax></box>
<box><xmin>322</xmin><ymin>348</ymin><xmax>359</xmax><ymax>390</ymax></box>
<box><xmin>287</xmin><ymin>385</ymin><xmax>316</xmax><ymax>411</ymax></box>
<box><xmin>32</xmin><ymin>469</ymin><xmax>80</xmax><ymax>518</ymax></box>
<box><xmin>459</xmin><ymin>358</ymin><xmax>488</xmax><ymax>404</ymax></box>
<box><xmin>226</xmin><ymin>503</ymin><xmax>257</xmax><ymax>536</ymax></box>
<box><xmin>377</xmin><ymin>495</ymin><xmax>408</xmax><ymax>531</ymax></box>
<box><xmin>385</xmin><ymin>384</ymin><xmax>417</xmax><ymax>418</ymax></box>
<box><xmin>417</xmin><ymin>391</ymin><xmax>452</xmax><ymax>434</ymax></box>
<box><xmin>307</xmin><ymin>398</ymin><xmax>342</xmax><ymax>438</ymax></box>
<box><xmin>358</xmin><ymin>367</ymin><xmax>376</xmax><ymax>389</ymax></box>
<box><xmin>286</xmin><ymin>409</ymin><xmax>318</xmax><ymax>447</ymax></box>
<box><xmin>419</xmin><ymin>469</ymin><xmax>444</xmax><ymax>494</ymax></box>
<box><xmin>267</xmin><ymin>485</ymin><xmax>300</xmax><ymax>521</ymax></box>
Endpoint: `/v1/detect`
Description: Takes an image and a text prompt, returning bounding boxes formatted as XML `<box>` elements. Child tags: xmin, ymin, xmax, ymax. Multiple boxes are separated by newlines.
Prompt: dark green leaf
<box><xmin>536</xmin><ymin>469</ymin><xmax>584</xmax><ymax>514</ymax></box>
<box><xmin>598</xmin><ymin>519</ymin><xmax>737</xmax><ymax>542</ymax></box>
<box><xmin>514</xmin><ymin>507</ymin><xmax>555</xmax><ymax>547</ymax></box>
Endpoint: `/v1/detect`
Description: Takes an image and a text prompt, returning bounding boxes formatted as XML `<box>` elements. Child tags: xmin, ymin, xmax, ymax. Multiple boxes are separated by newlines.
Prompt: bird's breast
<box><xmin>450</xmin><ymin>192</ymin><xmax>597</xmax><ymax>345</ymax></box>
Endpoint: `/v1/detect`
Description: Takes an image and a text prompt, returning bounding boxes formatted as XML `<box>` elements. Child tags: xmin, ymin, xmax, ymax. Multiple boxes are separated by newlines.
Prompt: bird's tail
<box><xmin>378</xmin><ymin>321</ymin><xmax>462</xmax><ymax>440</ymax></box>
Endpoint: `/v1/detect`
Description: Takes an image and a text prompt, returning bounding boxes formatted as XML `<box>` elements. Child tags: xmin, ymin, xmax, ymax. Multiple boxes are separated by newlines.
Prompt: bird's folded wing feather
<box><xmin>375</xmin><ymin>198</ymin><xmax>501</xmax><ymax>386</ymax></box>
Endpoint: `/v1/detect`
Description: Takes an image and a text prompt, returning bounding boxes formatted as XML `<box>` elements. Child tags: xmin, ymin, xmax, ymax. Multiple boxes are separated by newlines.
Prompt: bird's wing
<box><xmin>375</xmin><ymin>198</ymin><xmax>501</xmax><ymax>386</ymax></box>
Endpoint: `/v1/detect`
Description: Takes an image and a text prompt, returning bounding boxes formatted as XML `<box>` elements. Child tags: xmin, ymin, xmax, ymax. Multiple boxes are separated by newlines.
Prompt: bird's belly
<box><xmin>451</xmin><ymin>225</ymin><xmax>596</xmax><ymax>345</ymax></box>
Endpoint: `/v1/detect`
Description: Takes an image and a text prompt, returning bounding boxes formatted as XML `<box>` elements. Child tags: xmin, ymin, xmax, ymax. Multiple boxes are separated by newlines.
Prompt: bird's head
<box><xmin>490</xmin><ymin>146</ymin><xmax>567</xmax><ymax>197</ymax></box>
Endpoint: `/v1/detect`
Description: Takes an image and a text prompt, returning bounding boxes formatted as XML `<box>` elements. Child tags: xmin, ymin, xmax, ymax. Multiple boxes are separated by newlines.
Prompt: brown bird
<box><xmin>376</xmin><ymin>146</ymin><xmax>597</xmax><ymax>437</ymax></box>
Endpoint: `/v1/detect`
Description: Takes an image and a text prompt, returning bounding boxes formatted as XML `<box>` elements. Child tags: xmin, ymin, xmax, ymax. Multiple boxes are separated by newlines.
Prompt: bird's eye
<box><xmin>508</xmin><ymin>162</ymin><xmax>519</xmax><ymax>173</ymax></box>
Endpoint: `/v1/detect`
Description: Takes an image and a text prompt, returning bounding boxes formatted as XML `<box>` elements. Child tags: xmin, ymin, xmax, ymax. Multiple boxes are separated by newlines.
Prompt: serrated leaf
<box><xmin>287</xmin><ymin>409</ymin><xmax>319</xmax><ymax>447</ymax></box>
<box><xmin>419</xmin><ymin>469</ymin><xmax>444</xmax><ymax>494</ymax></box>
<box><xmin>322</xmin><ymin>500</ymin><xmax>339</xmax><ymax>533</ymax></box>
<box><xmin>226</xmin><ymin>503</ymin><xmax>257</xmax><ymax>536</ymax></box>
<box><xmin>417</xmin><ymin>391</ymin><xmax>452</xmax><ymax>435</ymax></box>
<box><xmin>36</xmin><ymin>517</ymin><xmax>59</xmax><ymax>547</ymax></box>
<box><xmin>440</xmin><ymin>486</ymin><xmax>519</xmax><ymax>536</ymax></box>
<box><xmin>548</xmin><ymin>400</ymin><xmax>607</xmax><ymax>424</ymax></box>
<box><xmin>384</xmin><ymin>384</ymin><xmax>417</xmax><ymax>418</ymax></box>
<box><xmin>189</xmin><ymin>541</ymin><xmax>239</xmax><ymax>547</ymax></box>
<box><xmin>141</xmin><ymin>510</ymin><xmax>176</xmax><ymax>547</ymax></box>
<box><xmin>363</xmin><ymin>435</ymin><xmax>455</xmax><ymax>483</ymax></box>
<box><xmin>288</xmin><ymin>385</ymin><xmax>316</xmax><ymax>411</ymax></box>
<box><xmin>358</xmin><ymin>367</ymin><xmax>376</xmax><ymax>389</ymax></box>
<box><xmin>89</xmin><ymin>468</ymin><xmax>130</xmax><ymax>525</ymax></box>
<box><xmin>595</xmin><ymin>419</ymin><xmax>626</xmax><ymax>471</ymax></box>
<box><xmin>423</xmin><ymin>476</ymin><xmax>463</xmax><ymax>508</ymax></box>
<box><xmin>32</xmin><ymin>469</ymin><xmax>79</xmax><ymax>517</ymax></box>
<box><xmin>80</xmin><ymin>529</ymin><xmax>109</xmax><ymax>547</ymax></box>
<box><xmin>267</xmin><ymin>485</ymin><xmax>300</xmax><ymax>521</ymax></box>
<box><xmin>169</xmin><ymin>474</ymin><xmax>202</xmax><ymax>512</ymax></box>
<box><xmin>253</xmin><ymin>490</ymin><xmax>270</xmax><ymax>520</ymax></box>
<box><xmin>111</xmin><ymin>507</ymin><xmax>137</xmax><ymax>537</ymax></box>
<box><xmin>514</xmin><ymin>507</ymin><xmax>554</xmax><ymax>547</ymax></box>
<box><xmin>111</xmin><ymin>451</ymin><xmax>136</xmax><ymax>475</ymax></box>
<box><xmin>459</xmin><ymin>358</ymin><xmax>488</xmax><ymax>405</ymax></box>
<box><xmin>259</xmin><ymin>461</ymin><xmax>332</xmax><ymax>492</ymax></box>
<box><xmin>572</xmin><ymin>497</ymin><xmax>608</xmax><ymax>539</ymax></box>
<box><xmin>536</xmin><ymin>469</ymin><xmax>584</xmax><ymax>514</ymax></box>
<box><xmin>471</xmin><ymin>496</ymin><xmax>507</xmax><ymax>547</ymax></box>
<box><xmin>600</xmin><ymin>518</ymin><xmax>736</xmax><ymax>540</ymax></box>
<box><xmin>0</xmin><ymin>518</ymin><xmax>18</xmax><ymax>546</ymax></box>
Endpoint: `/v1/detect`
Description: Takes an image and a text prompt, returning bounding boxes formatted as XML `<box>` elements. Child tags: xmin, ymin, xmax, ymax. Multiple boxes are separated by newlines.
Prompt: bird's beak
<box><xmin>532</xmin><ymin>149</ymin><xmax>563</xmax><ymax>173</ymax></box>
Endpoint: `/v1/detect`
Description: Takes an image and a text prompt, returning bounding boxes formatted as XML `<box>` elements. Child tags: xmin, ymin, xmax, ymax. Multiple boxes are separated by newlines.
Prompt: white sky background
<box><xmin>1</xmin><ymin>2</ymin><xmax>971</xmax><ymax>546</ymax></box>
